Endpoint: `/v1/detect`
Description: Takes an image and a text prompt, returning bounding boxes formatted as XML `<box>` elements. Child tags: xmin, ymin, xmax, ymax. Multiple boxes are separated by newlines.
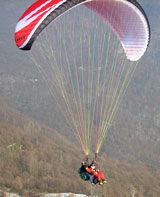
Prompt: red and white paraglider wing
<box><xmin>15</xmin><ymin>0</ymin><xmax>66</xmax><ymax>50</ymax></box>
<box><xmin>85</xmin><ymin>0</ymin><xmax>150</xmax><ymax>61</ymax></box>
<box><xmin>15</xmin><ymin>0</ymin><xmax>87</xmax><ymax>50</ymax></box>
<box><xmin>15</xmin><ymin>0</ymin><xmax>150</xmax><ymax>61</ymax></box>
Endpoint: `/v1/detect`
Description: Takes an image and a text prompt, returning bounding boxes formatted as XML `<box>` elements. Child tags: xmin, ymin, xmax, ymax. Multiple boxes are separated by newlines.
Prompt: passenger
<box><xmin>85</xmin><ymin>163</ymin><xmax>95</xmax><ymax>183</ymax></box>
<box><xmin>93</xmin><ymin>169</ymin><xmax>107</xmax><ymax>185</ymax></box>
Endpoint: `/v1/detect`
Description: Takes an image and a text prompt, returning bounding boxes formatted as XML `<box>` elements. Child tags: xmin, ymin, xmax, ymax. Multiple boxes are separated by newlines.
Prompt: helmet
<box><xmin>91</xmin><ymin>165</ymin><xmax>95</xmax><ymax>170</ymax></box>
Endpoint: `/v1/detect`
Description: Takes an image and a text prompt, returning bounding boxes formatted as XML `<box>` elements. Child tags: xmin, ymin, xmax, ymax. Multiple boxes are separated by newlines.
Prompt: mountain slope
<box><xmin>0</xmin><ymin>98</ymin><xmax>160</xmax><ymax>196</ymax></box>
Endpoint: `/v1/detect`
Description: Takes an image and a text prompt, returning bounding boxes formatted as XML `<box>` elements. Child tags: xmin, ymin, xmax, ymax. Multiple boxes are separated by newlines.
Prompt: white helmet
<box><xmin>91</xmin><ymin>165</ymin><xmax>95</xmax><ymax>170</ymax></box>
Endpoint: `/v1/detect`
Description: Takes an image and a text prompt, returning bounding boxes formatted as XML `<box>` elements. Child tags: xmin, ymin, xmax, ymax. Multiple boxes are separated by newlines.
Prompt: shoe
<box><xmin>99</xmin><ymin>181</ymin><xmax>103</xmax><ymax>185</ymax></box>
<box><xmin>102</xmin><ymin>180</ymin><xmax>107</xmax><ymax>184</ymax></box>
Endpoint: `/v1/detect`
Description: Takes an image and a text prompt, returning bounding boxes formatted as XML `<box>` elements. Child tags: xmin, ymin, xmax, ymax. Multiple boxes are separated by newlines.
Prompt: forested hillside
<box><xmin>0</xmin><ymin>98</ymin><xmax>160</xmax><ymax>196</ymax></box>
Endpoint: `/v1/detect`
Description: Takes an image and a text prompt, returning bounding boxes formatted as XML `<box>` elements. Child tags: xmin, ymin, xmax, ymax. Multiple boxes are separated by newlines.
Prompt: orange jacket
<box><xmin>86</xmin><ymin>167</ymin><xmax>93</xmax><ymax>174</ymax></box>
<box><xmin>93</xmin><ymin>171</ymin><xmax>105</xmax><ymax>181</ymax></box>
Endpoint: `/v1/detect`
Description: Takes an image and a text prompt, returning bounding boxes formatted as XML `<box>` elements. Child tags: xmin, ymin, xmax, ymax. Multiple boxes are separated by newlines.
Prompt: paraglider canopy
<box><xmin>14</xmin><ymin>0</ymin><xmax>150</xmax><ymax>156</ymax></box>
<box><xmin>15</xmin><ymin>0</ymin><xmax>150</xmax><ymax>61</ymax></box>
